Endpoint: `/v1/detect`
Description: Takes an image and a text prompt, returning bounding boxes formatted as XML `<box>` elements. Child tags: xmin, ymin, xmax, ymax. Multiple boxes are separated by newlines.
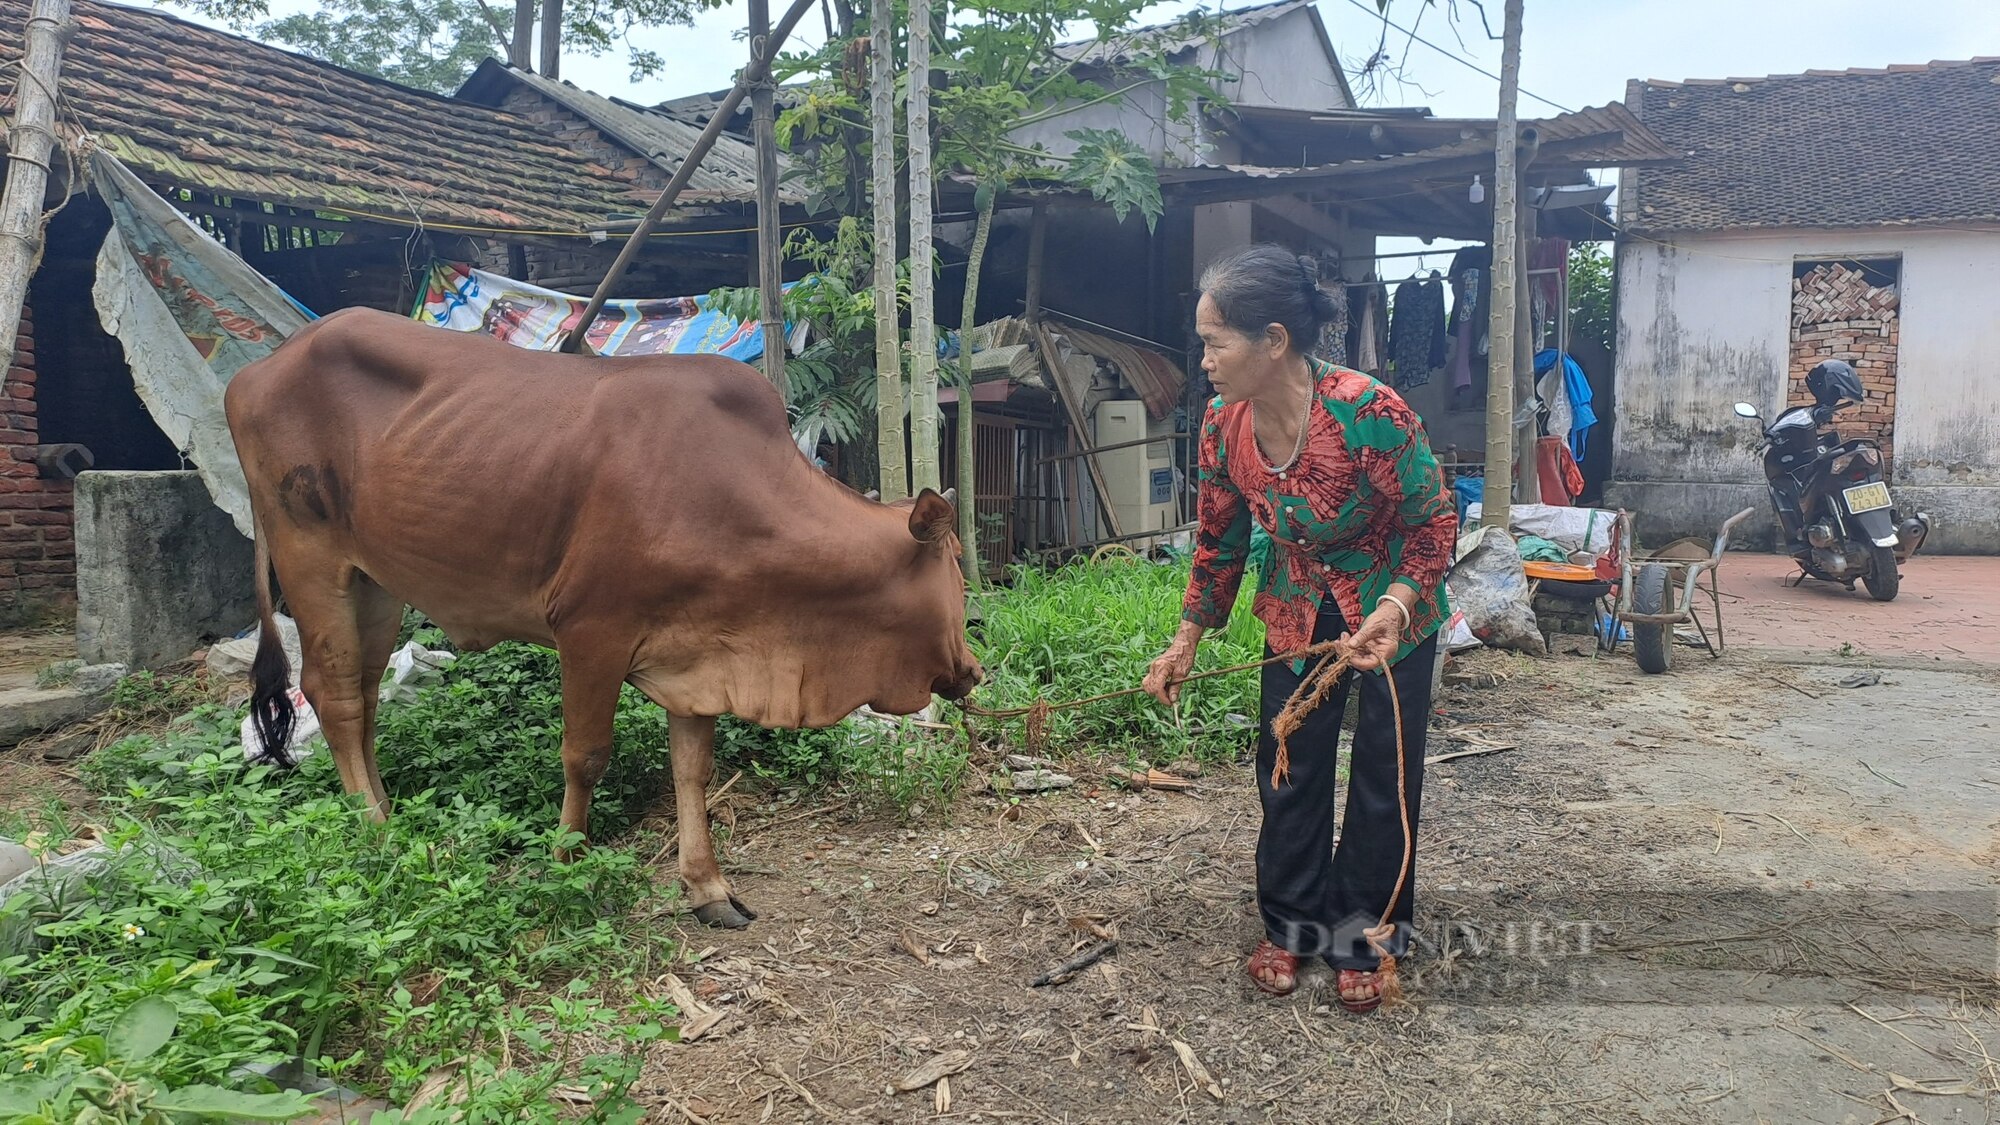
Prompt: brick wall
<box><xmin>0</xmin><ymin>297</ymin><xmax>77</xmax><ymax>609</ymax></box>
<box><xmin>1788</xmin><ymin>263</ymin><xmax>1900</xmax><ymax>479</ymax></box>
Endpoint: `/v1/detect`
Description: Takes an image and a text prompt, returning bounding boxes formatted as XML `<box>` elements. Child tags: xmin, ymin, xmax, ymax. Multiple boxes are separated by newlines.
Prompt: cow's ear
<box><xmin>909</xmin><ymin>488</ymin><xmax>956</xmax><ymax>546</ymax></box>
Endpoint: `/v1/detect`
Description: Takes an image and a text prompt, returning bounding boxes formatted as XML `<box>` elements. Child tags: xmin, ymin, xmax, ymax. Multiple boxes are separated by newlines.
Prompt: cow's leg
<box><xmin>286</xmin><ymin>564</ymin><xmax>401</xmax><ymax>820</ymax></box>
<box><xmin>671</xmin><ymin>714</ymin><xmax>757</xmax><ymax>929</ymax></box>
<box><xmin>555</xmin><ymin>649</ymin><xmax>625</xmax><ymax>858</ymax></box>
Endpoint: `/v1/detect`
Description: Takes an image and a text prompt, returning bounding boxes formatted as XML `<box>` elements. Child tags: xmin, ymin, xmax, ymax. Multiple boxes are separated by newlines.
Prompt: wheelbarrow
<box><xmin>1597</xmin><ymin>507</ymin><xmax>1757</xmax><ymax>674</ymax></box>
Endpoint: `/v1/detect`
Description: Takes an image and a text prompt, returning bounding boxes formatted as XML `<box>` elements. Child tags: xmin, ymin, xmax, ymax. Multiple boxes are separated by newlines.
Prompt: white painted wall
<box><xmin>1009</xmin><ymin>7</ymin><xmax>1349</xmax><ymax>168</ymax></box>
<box><xmin>1203</xmin><ymin>7</ymin><xmax>1350</xmax><ymax>112</ymax></box>
<box><xmin>1614</xmin><ymin>226</ymin><xmax>2000</xmax><ymax>488</ymax></box>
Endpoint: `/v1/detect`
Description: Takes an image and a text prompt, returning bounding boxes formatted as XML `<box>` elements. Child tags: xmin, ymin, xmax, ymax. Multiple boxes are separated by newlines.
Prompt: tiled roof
<box><xmin>0</xmin><ymin>0</ymin><xmax>654</xmax><ymax>234</ymax></box>
<box><xmin>1625</xmin><ymin>58</ymin><xmax>2000</xmax><ymax>233</ymax></box>
<box><xmin>458</xmin><ymin>62</ymin><xmax>804</xmax><ymax>205</ymax></box>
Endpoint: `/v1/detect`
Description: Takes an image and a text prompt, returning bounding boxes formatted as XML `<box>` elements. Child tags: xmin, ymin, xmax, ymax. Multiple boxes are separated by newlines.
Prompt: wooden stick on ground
<box><xmin>1031</xmin><ymin>939</ymin><xmax>1116</xmax><ymax>987</ymax></box>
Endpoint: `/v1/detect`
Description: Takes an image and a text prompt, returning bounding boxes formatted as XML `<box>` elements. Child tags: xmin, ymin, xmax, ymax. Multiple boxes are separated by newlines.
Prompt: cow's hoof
<box><xmin>693</xmin><ymin>896</ymin><xmax>756</xmax><ymax>929</ymax></box>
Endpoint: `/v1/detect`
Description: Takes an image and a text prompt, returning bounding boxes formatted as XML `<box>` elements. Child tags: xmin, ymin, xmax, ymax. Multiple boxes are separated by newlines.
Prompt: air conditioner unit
<box><xmin>1093</xmin><ymin>399</ymin><xmax>1176</xmax><ymax>538</ymax></box>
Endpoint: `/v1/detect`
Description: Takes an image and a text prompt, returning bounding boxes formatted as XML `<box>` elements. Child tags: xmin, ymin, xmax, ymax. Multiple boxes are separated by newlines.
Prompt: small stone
<box><xmin>71</xmin><ymin>656</ymin><xmax>130</xmax><ymax>692</ymax></box>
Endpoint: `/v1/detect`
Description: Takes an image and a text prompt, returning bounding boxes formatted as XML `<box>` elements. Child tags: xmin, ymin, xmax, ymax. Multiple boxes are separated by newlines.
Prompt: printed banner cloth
<box><xmin>90</xmin><ymin>150</ymin><xmax>316</xmax><ymax>538</ymax></box>
<box><xmin>415</xmin><ymin>261</ymin><xmax>806</xmax><ymax>359</ymax></box>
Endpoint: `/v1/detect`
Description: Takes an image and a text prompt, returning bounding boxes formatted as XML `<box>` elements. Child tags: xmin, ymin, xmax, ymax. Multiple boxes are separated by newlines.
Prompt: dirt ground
<box><xmin>3</xmin><ymin>633</ymin><xmax>1994</xmax><ymax>1123</ymax></box>
<box><xmin>629</xmin><ymin>644</ymin><xmax>2000</xmax><ymax>1125</ymax></box>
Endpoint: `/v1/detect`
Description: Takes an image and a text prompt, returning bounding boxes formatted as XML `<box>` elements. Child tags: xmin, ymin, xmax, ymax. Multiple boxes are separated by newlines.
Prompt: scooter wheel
<box><xmin>1863</xmin><ymin>544</ymin><xmax>1900</xmax><ymax>602</ymax></box>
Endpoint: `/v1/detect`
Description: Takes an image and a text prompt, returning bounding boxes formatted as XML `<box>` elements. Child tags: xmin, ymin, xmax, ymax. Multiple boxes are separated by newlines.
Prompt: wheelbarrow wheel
<box><xmin>1631</xmin><ymin>562</ymin><xmax>1674</xmax><ymax>674</ymax></box>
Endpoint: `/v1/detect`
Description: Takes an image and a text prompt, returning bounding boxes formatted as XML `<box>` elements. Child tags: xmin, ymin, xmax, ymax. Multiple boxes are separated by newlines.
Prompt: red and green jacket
<box><xmin>1182</xmin><ymin>360</ymin><xmax>1457</xmax><ymax>668</ymax></box>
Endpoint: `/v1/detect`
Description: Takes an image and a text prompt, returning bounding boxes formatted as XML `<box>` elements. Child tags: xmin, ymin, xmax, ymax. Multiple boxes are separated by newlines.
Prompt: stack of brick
<box><xmin>0</xmin><ymin>299</ymin><xmax>77</xmax><ymax>609</ymax></box>
<box><xmin>1789</xmin><ymin>264</ymin><xmax>1899</xmax><ymax>477</ymax></box>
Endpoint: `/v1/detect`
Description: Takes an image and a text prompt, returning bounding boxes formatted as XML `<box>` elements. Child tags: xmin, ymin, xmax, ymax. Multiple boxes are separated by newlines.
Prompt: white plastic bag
<box><xmin>1442</xmin><ymin>609</ymin><xmax>1481</xmax><ymax>653</ymax></box>
<box><xmin>241</xmin><ymin>686</ymin><xmax>321</xmax><ymax>766</ymax></box>
<box><xmin>1445</xmin><ymin>529</ymin><xmax>1545</xmax><ymax>655</ymax></box>
<box><xmin>1465</xmin><ymin>502</ymin><xmax>1616</xmax><ymax>556</ymax></box>
<box><xmin>381</xmin><ymin>642</ymin><xmax>456</xmax><ymax>706</ymax></box>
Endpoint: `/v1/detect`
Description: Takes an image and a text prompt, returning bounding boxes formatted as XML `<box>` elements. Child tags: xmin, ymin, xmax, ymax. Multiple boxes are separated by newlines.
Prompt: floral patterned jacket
<box><xmin>1181</xmin><ymin>360</ymin><xmax>1457</xmax><ymax>668</ymax></box>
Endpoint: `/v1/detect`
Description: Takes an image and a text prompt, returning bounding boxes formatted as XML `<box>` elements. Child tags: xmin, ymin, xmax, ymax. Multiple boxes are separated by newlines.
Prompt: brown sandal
<box><xmin>1336</xmin><ymin>968</ymin><xmax>1383</xmax><ymax>1013</ymax></box>
<box><xmin>1247</xmin><ymin>940</ymin><xmax>1301</xmax><ymax>996</ymax></box>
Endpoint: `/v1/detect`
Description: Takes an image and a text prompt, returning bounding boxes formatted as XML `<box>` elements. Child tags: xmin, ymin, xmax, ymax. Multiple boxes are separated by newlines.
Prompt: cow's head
<box><xmin>906</xmin><ymin>488</ymin><xmax>984</xmax><ymax>702</ymax></box>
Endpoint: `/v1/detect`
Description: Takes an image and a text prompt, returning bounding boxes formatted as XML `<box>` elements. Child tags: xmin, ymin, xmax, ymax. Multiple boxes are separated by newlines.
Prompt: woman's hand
<box><xmin>1145</xmin><ymin>626</ymin><xmax>1203</xmax><ymax>707</ymax></box>
<box><xmin>1338</xmin><ymin>594</ymin><xmax>1411</xmax><ymax>671</ymax></box>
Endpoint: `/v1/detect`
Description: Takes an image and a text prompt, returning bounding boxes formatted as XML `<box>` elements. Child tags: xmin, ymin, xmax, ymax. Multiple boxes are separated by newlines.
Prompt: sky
<box><xmin>541</xmin><ymin>0</ymin><xmax>1998</xmax><ymax>116</ymax></box>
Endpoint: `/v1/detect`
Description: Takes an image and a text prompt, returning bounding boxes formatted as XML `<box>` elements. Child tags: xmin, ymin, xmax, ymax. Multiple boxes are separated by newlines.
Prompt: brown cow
<box><xmin>224</xmin><ymin>308</ymin><xmax>982</xmax><ymax>928</ymax></box>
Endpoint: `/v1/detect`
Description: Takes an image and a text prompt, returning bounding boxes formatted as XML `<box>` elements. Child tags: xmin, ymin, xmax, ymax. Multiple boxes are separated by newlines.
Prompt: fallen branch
<box><xmin>1425</xmin><ymin>744</ymin><xmax>1518</xmax><ymax>766</ymax></box>
<box><xmin>1031</xmin><ymin>939</ymin><xmax>1116</xmax><ymax>987</ymax></box>
<box><xmin>893</xmin><ymin>1049</ymin><xmax>972</xmax><ymax>1093</ymax></box>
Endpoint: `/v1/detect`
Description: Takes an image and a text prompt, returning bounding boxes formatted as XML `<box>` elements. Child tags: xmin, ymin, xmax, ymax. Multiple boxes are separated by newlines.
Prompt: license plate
<box><xmin>1843</xmin><ymin>482</ymin><xmax>1891</xmax><ymax>513</ymax></box>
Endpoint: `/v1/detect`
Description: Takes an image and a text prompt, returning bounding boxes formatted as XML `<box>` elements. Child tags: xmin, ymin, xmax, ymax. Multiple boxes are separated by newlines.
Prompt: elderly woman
<box><xmin>1144</xmin><ymin>244</ymin><xmax>1456</xmax><ymax>1011</ymax></box>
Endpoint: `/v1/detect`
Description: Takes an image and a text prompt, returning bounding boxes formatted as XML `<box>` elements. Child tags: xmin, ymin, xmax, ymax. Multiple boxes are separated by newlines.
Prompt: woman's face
<box><xmin>1196</xmin><ymin>293</ymin><xmax>1288</xmax><ymax>405</ymax></box>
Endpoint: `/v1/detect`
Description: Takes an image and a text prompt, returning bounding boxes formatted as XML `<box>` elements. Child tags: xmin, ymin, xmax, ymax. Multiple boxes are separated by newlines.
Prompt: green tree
<box><xmin>171</xmin><ymin>0</ymin><xmax>702</xmax><ymax>93</ymax></box>
<box><xmin>1567</xmin><ymin>241</ymin><xmax>1614</xmax><ymax>359</ymax></box>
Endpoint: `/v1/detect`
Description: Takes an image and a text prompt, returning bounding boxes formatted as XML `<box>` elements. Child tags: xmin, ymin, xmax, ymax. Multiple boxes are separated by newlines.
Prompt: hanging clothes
<box><xmin>1535</xmin><ymin>436</ymin><xmax>1585</xmax><ymax>506</ymax></box>
<box><xmin>1316</xmin><ymin>281</ymin><xmax>1350</xmax><ymax>365</ymax></box>
<box><xmin>1389</xmin><ymin>276</ymin><xmax>1447</xmax><ymax>390</ymax></box>
<box><xmin>1446</xmin><ymin>245</ymin><xmax>1492</xmax><ymax>356</ymax></box>
<box><xmin>1449</xmin><ymin>267</ymin><xmax>1481</xmax><ymax>392</ymax></box>
<box><xmin>1533</xmin><ymin>348</ymin><xmax>1599</xmax><ymax>461</ymax></box>
<box><xmin>1352</xmin><ymin>279</ymin><xmax>1387</xmax><ymax>378</ymax></box>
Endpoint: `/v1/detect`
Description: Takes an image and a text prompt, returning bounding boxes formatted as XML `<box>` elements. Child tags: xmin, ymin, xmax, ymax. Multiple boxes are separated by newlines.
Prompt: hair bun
<box><xmin>1308</xmin><ymin>284</ymin><xmax>1340</xmax><ymax>322</ymax></box>
<box><xmin>1296</xmin><ymin>254</ymin><xmax>1322</xmax><ymax>287</ymax></box>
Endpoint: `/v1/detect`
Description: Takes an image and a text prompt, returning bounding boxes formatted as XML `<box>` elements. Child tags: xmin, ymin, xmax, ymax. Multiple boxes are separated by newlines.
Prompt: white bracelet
<box><xmin>1375</xmin><ymin>594</ymin><xmax>1412</xmax><ymax>634</ymax></box>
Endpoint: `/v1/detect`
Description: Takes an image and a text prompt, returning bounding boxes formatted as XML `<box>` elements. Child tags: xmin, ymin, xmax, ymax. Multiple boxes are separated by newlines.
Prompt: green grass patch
<box><xmin>1</xmin><ymin>558</ymin><xmax>1263</xmax><ymax>1119</ymax></box>
<box><xmin>969</xmin><ymin>555</ymin><xmax>1266</xmax><ymax>764</ymax></box>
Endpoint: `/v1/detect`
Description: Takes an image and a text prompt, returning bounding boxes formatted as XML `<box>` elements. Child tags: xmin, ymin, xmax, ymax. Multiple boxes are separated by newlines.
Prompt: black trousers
<box><xmin>1254</xmin><ymin>605</ymin><xmax>1437</xmax><ymax>970</ymax></box>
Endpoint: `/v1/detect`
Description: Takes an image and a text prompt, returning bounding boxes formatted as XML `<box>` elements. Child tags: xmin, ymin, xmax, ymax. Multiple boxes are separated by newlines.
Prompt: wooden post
<box><xmin>1514</xmin><ymin>164</ymin><xmax>1542</xmax><ymax>505</ymax></box>
<box><xmin>1480</xmin><ymin>0</ymin><xmax>1524</xmax><ymax>530</ymax></box>
<box><xmin>1024</xmin><ymin>204</ymin><xmax>1048</xmax><ymax>322</ymax></box>
<box><xmin>0</xmin><ymin>0</ymin><xmax>72</xmax><ymax>371</ymax></box>
<box><xmin>870</xmin><ymin>0</ymin><xmax>907</xmax><ymax>499</ymax></box>
<box><xmin>905</xmin><ymin>0</ymin><xmax>938</xmax><ymax>491</ymax></box>
<box><xmin>561</xmin><ymin>0</ymin><xmax>818</xmax><ymax>352</ymax></box>
<box><xmin>749</xmin><ymin>0</ymin><xmax>787</xmax><ymax>401</ymax></box>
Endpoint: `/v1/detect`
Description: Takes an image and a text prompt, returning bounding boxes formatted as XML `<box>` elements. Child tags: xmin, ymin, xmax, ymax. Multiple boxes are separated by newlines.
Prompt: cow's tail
<box><xmin>247</xmin><ymin>508</ymin><xmax>297</xmax><ymax>767</ymax></box>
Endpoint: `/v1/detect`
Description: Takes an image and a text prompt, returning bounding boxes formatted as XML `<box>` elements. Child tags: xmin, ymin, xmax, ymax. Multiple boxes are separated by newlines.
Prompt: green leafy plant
<box><xmin>969</xmin><ymin>555</ymin><xmax>1264</xmax><ymax>763</ymax></box>
<box><xmin>0</xmin><ymin>991</ymin><xmax>321</xmax><ymax>1123</ymax></box>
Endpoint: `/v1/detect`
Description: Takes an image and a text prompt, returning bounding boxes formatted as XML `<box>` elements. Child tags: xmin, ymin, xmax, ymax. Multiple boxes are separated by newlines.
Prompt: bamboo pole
<box><xmin>905</xmin><ymin>0</ymin><xmax>938</xmax><ymax>491</ymax></box>
<box><xmin>1479</xmin><ymin>0</ymin><xmax>1524</xmax><ymax>530</ymax></box>
<box><xmin>0</xmin><ymin>0</ymin><xmax>73</xmax><ymax>370</ymax></box>
<box><xmin>749</xmin><ymin>0</ymin><xmax>787</xmax><ymax>401</ymax></box>
<box><xmin>870</xmin><ymin>0</ymin><xmax>907</xmax><ymax>499</ymax></box>
<box><xmin>559</xmin><ymin>0</ymin><xmax>817</xmax><ymax>353</ymax></box>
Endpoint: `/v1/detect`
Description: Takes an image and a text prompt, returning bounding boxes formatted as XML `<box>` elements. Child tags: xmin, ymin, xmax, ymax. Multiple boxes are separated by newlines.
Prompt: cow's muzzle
<box><xmin>935</xmin><ymin>660</ymin><xmax>983</xmax><ymax>701</ymax></box>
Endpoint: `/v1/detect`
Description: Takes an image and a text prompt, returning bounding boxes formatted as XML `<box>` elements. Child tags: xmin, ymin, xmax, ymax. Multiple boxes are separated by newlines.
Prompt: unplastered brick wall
<box><xmin>1</xmin><ymin>297</ymin><xmax>77</xmax><ymax>610</ymax></box>
<box><xmin>1788</xmin><ymin>263</ymin><xmax>1899</xmax><ymax>478</ymax></box>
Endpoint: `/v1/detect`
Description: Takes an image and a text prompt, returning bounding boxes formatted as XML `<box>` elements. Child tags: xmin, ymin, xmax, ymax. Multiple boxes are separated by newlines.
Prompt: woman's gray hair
<box><xmin>1198</xmin><ymin>243</ymin><xmax>1341</xmax><ymax>353</ymax></box>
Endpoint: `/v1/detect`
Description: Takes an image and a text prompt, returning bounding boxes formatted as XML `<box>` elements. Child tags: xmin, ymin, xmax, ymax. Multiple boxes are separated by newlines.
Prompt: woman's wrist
<box><xmin>1372</xmin><ymin>594</ymin><xmax>1413</xmax><ymax>636</ymax></box>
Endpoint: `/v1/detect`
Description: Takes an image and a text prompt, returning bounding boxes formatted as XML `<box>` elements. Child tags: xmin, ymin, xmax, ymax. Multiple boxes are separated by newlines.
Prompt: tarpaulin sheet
<box><xmin>414</xmin><ymin>261</ymin><xmax>806</xmax><ymax>360</ymax></box>
<box><xmin>90</xmin><ymin>150</ymin><xmax>314</xmax><ymax>538</ymax></box>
